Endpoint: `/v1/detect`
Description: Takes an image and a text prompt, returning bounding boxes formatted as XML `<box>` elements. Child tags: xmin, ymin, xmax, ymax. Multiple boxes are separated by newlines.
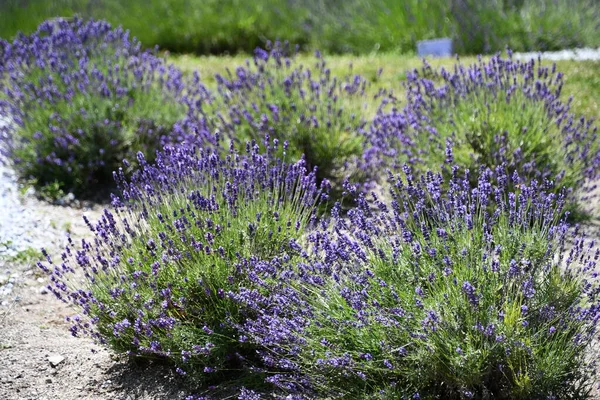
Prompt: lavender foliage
<box><xmin>195</xmin><ymin>43</ymin><xmax>371</xmax><ymax>194</ymax></box>
<box><xmin>16</xmin><ymin>18</ymin><xmax>600</xmax><ymax>397</ymax></box>
<box><xmin>364</xmin><ymin>53</ymin><xmax>599</xmax><ymax>212</ymax></box>
<box><xmin>236</xmin><ymin>167</ymin><xmax>600</xmax><ymax>398</ymax></box>
<box><xmin>0</xmin><ymin>18</ymin><xmax>201</xmax><ymax>198</ymax></box>
<box><xmin>39</xmin><ymin>140</ymin><xmax>324</xmax><ymax>384</ymax></box>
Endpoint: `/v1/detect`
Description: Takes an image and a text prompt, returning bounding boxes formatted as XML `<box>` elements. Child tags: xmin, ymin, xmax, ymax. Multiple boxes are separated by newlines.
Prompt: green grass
<box><xmin>0</xmin><ymin>246</ymin><xmax>42</xmax><ymax>264</ymax></box>
<box><xmin>1</xmin><ymin>0</ymin><xmax>598</xmax><ymax>55</ymax></box>
<box><xmin>172</xmin><ymin>54</ymin><xmax>600</xmax><ymax>121</ymax></box>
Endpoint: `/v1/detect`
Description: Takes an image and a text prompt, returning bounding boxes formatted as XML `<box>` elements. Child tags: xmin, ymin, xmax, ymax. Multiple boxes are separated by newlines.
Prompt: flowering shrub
<box><xmin>0</xmin><ymin>18</ymin><xmax>196</xmax><ymax>198</ymax></box>
<box><xmin>198</xmin><ymin>44</ymin><xmax>370</xmax><ymax>193</ymax></box>
<box><xmin>365</xmin><ymin>54</ymin><xmax>599</xmax><ymax>211</ymax></box>
<box><xmin>235</xmin><ymin>167</ymin><xmax>600</xmax><ymax>398</ymax></box>
<box><xmin>38</xmin><ymin>141</ymin><xmax>325</xmax><ymax>384</ymax></box>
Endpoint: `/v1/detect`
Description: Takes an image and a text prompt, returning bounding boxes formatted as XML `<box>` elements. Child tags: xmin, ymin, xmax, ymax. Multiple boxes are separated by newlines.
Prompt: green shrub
<box><xmin>367</xmin><ymin>55</ymin><xmax>599</xmax><ymax>215</ymax></box>
<box><xmin>11</xmin><ymin>85</ymin><xmax>185</xmax><ymax>198</ymax></box>
<box><xmin>40</xmin><ymin>143</ymin><xmax>324</xmax><ymax>385</ymax></box>
<box><xmin>1</xmin><ymin>0</ymin><xmax>598</xmax><ymax>55</ymax></box>
<box><xmin>1</xmin><ymin>19</ymin><xmax>190</xmax><ymax>199</ymax></box>
<box><xmin>200</xmin><ymin>46</ymin><xmax>370</xmax><ymax>194</ymax></box>
<box><xmin>237</xmin><ymin>168</ymin><xmax>600</xmax><ymax>398</ymax></box>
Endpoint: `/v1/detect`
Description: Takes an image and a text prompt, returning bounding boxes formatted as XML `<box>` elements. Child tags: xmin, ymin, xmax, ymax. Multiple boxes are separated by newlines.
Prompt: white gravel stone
<box><xmin>514</xmin><ymin>47</ymin><xmax>600</xmax><ymax>61</ymax></box>
<box><xmin>47</xmin><ymin>354</ymin><xmax>65</xmax><ymax>367</ymax></box>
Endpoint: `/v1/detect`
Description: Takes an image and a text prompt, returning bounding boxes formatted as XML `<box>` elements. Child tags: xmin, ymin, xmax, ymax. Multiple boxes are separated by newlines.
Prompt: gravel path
<box><xmin>0</xmin><ymin>116</ymin><xmax>92</xmax><ymax>256</ymax></box>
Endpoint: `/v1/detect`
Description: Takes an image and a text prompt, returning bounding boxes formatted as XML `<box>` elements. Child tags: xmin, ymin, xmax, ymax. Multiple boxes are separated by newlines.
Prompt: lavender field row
<box><xmin>1</xmin><ymin>18</ymin><xmax>600</xmax><ymax>399</ymax></box>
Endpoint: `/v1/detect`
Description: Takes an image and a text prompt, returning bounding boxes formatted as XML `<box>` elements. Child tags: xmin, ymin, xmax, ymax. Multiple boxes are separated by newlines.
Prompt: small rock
<box><xmin>45</xmin><ymin>378</ymin><xmax>52</xmax><ymax>384</ymax></box>
<box><xmin>36</xmin><ymin>277</ymin><xmax>44</xmax><ymax>283</ymax></box>
<box><xmin>39</xmin><ymin>287</ymin><xmax>48</xmax><ymax>295</ymax></box>
<box><xmin>56</xmin><ymin>192</ymin><xmax>76</xmax><ymax>206</ymax></box>
<box><xmin>48</xmin><ymin>354</ymin><xmax>65</xmax><ymax>367</ymax></box>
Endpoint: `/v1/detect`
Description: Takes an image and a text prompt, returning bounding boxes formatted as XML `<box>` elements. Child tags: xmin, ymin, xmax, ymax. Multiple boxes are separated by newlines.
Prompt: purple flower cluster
<box><xmin>363</xmin><ymin>53</ymin><xmax>599</xmax><ymax>204</ymax></box>
<box><xmin>38</xmin><ymin>140</ymin><xmax>325</xmax><ymax>383</ymax></box>
<box><xmin>0</xmin><ymin>18</ymin><xmax>204</xmax><ymax>197</ymax></box>
<box><xmin>232</xmin><ymin>166</ymin><xmax>600</xmax><ymax>398</ymax></box>
<box><xmin>194</xmin><ymin>43</ymin><xmax>371</xmax><ymax>193</ymax></box>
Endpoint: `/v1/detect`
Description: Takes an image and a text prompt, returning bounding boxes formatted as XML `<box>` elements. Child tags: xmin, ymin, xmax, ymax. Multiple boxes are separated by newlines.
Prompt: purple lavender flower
<box><xmin>0</xmin><ymin>18</ymin><xmax>206</xmax><ymax>198</ymax></box>
<box><xmin>38</xmin><ymin>139</ymin><xmax>325</xmax><ymax>387</ymax></box>
<box><xmin>192</xmin><ymin>42</ymin><xmax>372</xmax><ymax>197</ymax></box>
<box><xmin>234</xmin><ymin>165</ymin><xmax>600</xmax><ymax>398</ymax></box>
<box><xmin>362</xmin><ymin>53</ymin><xmax>599</xmax><ymax>211</ymax></box>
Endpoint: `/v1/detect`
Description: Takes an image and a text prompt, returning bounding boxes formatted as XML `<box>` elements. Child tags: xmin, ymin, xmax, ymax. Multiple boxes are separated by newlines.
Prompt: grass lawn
<box><xmin>172</xmin><ymin>53</ymin><xmax>600</xmax><ymax>120</ymax></box>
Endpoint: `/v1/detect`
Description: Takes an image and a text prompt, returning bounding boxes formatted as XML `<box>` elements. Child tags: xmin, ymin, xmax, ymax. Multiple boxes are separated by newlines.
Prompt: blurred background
<box><xmin>1</xmin><ymin>0</ymin><xmax>598</xmax><ymax>55</ymax></box>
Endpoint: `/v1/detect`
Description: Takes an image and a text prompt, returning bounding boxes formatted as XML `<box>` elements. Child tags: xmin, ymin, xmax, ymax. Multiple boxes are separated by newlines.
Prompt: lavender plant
<box><xmin>236</xmin><ymin>167</ymin><xmax>600</xmax><ymax>398</ymax></box>
<box><xmin>198</xmin><ymin>45</ymin><xmax>370</xmax><ymax>193</ymax></box>
<box><xmin>38</xmin><ymin>140</ymin><xmax>325</xmax><ymax>385</ymax></box>
<box><xmin>0</xmin><ymin>18</ymin><xmax>196</xmax><ymax>199</ymax></box>
<box><xmin>365</xmin><ymin>53</ymin><xmax>599</xmax><ymax>213</ymax></box>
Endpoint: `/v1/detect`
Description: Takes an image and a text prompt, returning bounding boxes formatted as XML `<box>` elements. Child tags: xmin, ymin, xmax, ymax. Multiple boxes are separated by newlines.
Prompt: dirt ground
<box><xmin>0</xmin><ymin>198</ymin><xmax>202</xmax><ymax>400</ymax></box>
<box><xmin>0</xmin><ymin>287</ymin><xmax>198</xmax><ymax>400</ymax></box>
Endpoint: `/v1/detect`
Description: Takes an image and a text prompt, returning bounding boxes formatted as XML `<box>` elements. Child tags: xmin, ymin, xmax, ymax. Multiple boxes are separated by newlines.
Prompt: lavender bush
<box><xmin>0</xmin><ymin>18</ymin><xmax>196</xmax><ymax>199</ymax></box>
<box><xmin>236</xmin><ymin>167</ymin><xmax>600</xmax><ymax>398</ymax></box>
<box><xmin>365</xmin><ymin>53</ymin><xmax>599</xmax><ymax>214</ymax></box>
<box><xmin>197</xmin><ymin>44</ymin><xmax>371</xmax><ymax>194</ymax></box>
<box><xmin>38</xmin><ymin>140</ymin><xmax>325</xmax><ymax>385</ymax></box>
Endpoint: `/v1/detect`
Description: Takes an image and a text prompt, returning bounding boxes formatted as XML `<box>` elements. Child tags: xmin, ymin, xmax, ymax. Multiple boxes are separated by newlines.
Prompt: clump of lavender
<box><xmin>365</xmin><ymin>53</ymin><xmax>599</xmax><ymax>214</ymax></box>
<box><xmin>198</xmin><ymin>43</ymin><xmax>370</xmax><ymax>194</ymax></box>
<box><xmin>236</xmin><ymin>167</ymin><xmax>600</xmax><ymax>398</ymax></box>
<box><xmin>38</xmin><ymin>139</ymin><xmax>325</xmax><ymax>385</ymax></box>
<box><xmin>0</xmin><ymin>18</ymin><xmax>200</xmax><ymax>199</ymax></box>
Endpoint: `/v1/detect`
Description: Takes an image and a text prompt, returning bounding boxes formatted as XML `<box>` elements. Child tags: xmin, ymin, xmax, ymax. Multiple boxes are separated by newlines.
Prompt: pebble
<box><xmin>47</xmin><ymin>354</ymin><xmax>65</xmax><ymax>367</ymax></box>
